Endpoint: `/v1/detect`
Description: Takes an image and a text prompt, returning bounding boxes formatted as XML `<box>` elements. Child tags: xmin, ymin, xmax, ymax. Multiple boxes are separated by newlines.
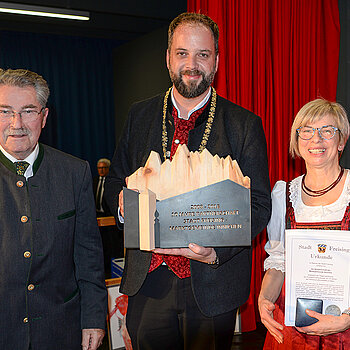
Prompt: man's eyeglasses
<box><xmin>0</xmin><ymin>107</ymin><xmax>45</xmax><ymax>122</ymax></box>
<box><xmin>296</xmin><ymin>125</ymin><xmax>339</xmax><ymax>140</ymax></box>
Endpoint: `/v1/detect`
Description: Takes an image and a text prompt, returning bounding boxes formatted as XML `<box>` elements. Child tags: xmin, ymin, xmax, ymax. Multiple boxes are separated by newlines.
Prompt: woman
<box><xmin>258</xmin><ymin>99</ymin><xmax>350</xmax><ymax>349</ymax></box>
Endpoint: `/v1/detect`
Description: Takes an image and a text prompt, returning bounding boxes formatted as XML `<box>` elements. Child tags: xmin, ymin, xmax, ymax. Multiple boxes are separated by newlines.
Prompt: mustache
<box><xmin>5</xmin><ymin>128</ymin><xmax>29</xmax><ymax>137</ymax></box>
<box><xmin>180</xmin><ymin>69</ymin><xmax>204</xmax><ymax>77</ymax></box>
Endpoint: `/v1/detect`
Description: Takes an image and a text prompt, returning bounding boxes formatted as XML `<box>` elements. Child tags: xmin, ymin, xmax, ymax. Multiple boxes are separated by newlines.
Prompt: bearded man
<box><xmin>105</xmin><ymin>12</ymin><xmax>271</xmax><ymax>350</ymax></box>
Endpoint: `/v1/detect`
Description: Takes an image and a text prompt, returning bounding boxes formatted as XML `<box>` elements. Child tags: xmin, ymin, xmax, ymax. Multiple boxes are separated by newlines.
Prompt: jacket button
<box><xmin>23</xmin><ymin>317</ymin><xmax>28</xmax><ymax>323</ymax></box>
<box><xmin>21</xmin><ymin>216</ymin><xmax>28</xmax><ymax>223</ymax></box>
<box><xmin>24</xmin><ymin>251</ymin><xmax>31</xmax><ymax>258</ymax></box>
<box><xmin>28</xmin><ymin>284</ymin><xmax>35</xmax><ymax>291</ymax></box>
<box><xmin>16</xmin><ymin>180</ymin><xmax>24</xmax><ymax>187</ymax></box>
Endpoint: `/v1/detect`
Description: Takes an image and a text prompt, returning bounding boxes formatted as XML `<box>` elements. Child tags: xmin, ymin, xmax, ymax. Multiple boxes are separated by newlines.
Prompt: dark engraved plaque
<box><xmin>155</xmin><ymin>180</ymin><xmax>250</xmax><ymax>247</ymax></box>
<box><xmin>124</xmin><ymin>180</ymin><xmax>251</xmax><ymax>249</ymax></box>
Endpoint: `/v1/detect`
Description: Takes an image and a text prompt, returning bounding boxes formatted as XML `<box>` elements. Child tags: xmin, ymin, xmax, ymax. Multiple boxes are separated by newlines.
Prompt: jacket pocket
<box><xmin>64</xmin><ymin>288</ymin><xmax>79</xmax><ymax>303</ymax></box>
<box><xmin>57</xmin><ymin>209</ymin><xmax>76</xmax><ymax>220</ymax></box>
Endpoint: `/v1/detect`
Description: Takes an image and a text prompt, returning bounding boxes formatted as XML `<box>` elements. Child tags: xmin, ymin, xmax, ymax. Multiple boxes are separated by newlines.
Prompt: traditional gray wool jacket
<box><xmin>0</xmin><ymin>144</ymin><xmax>107</xmax><ymax>350</ymax></box>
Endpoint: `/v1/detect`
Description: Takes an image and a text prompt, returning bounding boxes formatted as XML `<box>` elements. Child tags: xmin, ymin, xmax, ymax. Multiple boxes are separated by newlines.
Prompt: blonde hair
<box><xmin>290</xmin><ymin>99</ymin><xmax>349</xmax><ymax>158</ymax></box>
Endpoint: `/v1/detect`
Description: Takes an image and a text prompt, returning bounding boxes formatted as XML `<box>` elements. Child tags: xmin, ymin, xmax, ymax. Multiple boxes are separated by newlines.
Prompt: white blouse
<box><xmin>264</xmin><ymin>170</ymin><xmax>350</xmax><ymax>272</ymax></box>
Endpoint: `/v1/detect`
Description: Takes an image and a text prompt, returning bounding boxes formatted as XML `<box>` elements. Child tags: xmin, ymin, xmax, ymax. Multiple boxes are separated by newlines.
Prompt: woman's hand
<box><xmin>258</xmin><ymin>295</ymin><xmax>284</xmax><ymax>343</ymax></box>
<box><xmin>258</xmin><ymin>268</ymin><xmax>285</xmax><ymax>343</ymax></box>
<box><xmin>296</xmin><ymin>310</ymin><xmax>350</xmax><ymax>336</ymax></box>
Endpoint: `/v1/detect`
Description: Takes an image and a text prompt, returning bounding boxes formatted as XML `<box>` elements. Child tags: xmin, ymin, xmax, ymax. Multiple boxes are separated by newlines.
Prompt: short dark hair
<box><xmin>0</xmin><ymin>69</ymin><xmax>49</xmax><ymax>107</ymax></box>
<box><xmin>168</xmin><ymin>12</ymin><xmax>219</xmax><ymax>56</ymax></box>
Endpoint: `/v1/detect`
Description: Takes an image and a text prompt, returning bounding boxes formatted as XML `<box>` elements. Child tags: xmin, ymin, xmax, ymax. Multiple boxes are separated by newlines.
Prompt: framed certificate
<box><xmin>285</xmin><ymin>229</ymin><xmax>350</xmax><ymax>326</ymax></box>
<box><xmin>106</xmin><ymin>278</ymin><xmax>131</xmax><ymax>350</ymax></box>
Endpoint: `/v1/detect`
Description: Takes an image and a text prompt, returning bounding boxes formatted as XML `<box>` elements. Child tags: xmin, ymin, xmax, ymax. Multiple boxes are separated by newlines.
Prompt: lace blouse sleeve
<box><xmin>264</xmin><ymin>180</ymin><xmax>287</xmax><ymax>272</ymax></box>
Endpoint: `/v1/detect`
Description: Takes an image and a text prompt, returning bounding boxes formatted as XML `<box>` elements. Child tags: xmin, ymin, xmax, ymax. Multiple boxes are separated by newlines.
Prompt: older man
<box><xmin>105</xmin><ymin>12</ymin><xmax>271</xmax><ymax>350</ymax></box>
<box><xmin>93</xmin><ymin>157</ymin><xmax>124</xmax><ymax>273</ymax></box>
<box><xmin>0</xmin><ymin>69</ymin><xmax>107</xmax><ymax>350</ymax></box>
<box><xmin>93</xmin><ymin>158</ymin><xmax>111</xmax><ymax>217</ymax></box>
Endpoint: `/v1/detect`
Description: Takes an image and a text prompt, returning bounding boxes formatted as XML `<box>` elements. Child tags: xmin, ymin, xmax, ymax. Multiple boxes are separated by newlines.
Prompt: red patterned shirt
<box><xmin>148</xmin><ymin>100</ymin><xmax>209</xmax><ymax>278</ymax></box>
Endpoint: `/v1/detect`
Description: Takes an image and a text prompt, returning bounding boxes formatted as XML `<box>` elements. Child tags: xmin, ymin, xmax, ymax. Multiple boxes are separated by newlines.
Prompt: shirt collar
<box><xmin>171</xmin><ymin>87</ymin><xmax>211</xmax><ymax>120</ymax></box>
<box><xmin>0</xmin><ymin>143</ymin><xmax>39</xmax><ymax>179</ymax></box>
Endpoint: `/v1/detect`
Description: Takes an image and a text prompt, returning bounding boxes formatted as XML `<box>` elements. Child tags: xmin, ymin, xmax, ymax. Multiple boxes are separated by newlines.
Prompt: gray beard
<box><xmin>169</xmin><ymin>69</ymin><xmax>215</xmax><ymax>98</ymax></box>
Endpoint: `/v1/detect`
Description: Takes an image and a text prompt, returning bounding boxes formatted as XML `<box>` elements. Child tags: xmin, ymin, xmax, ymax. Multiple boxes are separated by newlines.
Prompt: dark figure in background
<box><xmin>93</xmin><ymin>158</ymin><xmax>112</xmax><ymax>217</ymax></box>
<box><xmin>0</xmin><ymin>69</ymin><xmax>107</xmax><ymax>350</ymax></box>
<box><xmin>94</xmin><ymin>157</ymin><xmax>124</xmax><ymax>276</ymax></box>
<box><xmin>105</xmin><ymin>12</ymin><xmax>271</xmax><ymax>350</ymax></box>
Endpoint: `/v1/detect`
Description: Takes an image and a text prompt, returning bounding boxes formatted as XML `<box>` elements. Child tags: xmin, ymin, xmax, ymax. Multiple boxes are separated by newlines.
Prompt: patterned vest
<box><xmin>148</xmin><ymin>101</ymin><xmax>209</xmax><ymax>278</ymax></box>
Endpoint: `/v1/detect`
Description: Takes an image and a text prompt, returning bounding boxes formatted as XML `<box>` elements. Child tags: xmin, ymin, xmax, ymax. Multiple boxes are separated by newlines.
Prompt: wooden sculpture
<box><xmin>127</xmin><ymin>144</ymin><xmax>250</xmax><ymax>199</ymax></box>
<box><xmin>125</xmin><ymin>145</ymin><xmax>251</xmax><ymax>251</ymax></box>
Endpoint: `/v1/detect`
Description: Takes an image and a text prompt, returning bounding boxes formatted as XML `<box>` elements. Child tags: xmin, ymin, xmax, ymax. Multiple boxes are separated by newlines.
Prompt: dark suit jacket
<box><xmin>0</xmin><ymin>144</ymin><xmax>107</xmax><ymax>350</ymax></box>
<box><xmin>105</xmin><ymin>92</ymin><xmax>271</xmax><ymax>317</ymax></box>
<box><xmin>93</xmin><ymin>175</ymin><xmax>112</xmax><ymax>216</ymax></box>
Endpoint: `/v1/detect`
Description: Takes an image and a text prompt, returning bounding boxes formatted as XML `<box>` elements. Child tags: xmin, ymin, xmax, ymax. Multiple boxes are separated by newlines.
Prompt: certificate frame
<box><xmin>285</xmin><ymin>229</ymin><xmax>350</xmax><ymax>326</ymax></box>
<box><xmin>106</xmin><ymin>278</ymin><xmax>128</xmax><ymax>350</ymax></box>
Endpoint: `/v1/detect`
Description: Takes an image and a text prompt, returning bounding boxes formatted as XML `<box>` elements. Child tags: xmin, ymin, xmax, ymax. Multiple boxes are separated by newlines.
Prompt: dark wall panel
<box><xmin>113</xmin><ymin>26</ymin><xmax>172</xmax><ymax>145</ymax></box>
<box><xmin>0</xmin><ymin>31</ymin><xmax>118</xmax><ymax>175</ymax></box>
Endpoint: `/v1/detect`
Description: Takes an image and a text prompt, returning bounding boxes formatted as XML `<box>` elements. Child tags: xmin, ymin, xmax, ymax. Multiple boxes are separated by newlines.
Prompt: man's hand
<box><xmin>153</xmin><ymin>243</ymin><xmax>216</xmax><ymax>264</ymax></box>
<box><xmin>81</xmin><ymin>328</ymin><xmax>105</xmax><ymax>350</ymax></box>
<box><xmin>118</xmin><ymin>190</ymin><xmax>124</xmax><ymax>217</ymax></box>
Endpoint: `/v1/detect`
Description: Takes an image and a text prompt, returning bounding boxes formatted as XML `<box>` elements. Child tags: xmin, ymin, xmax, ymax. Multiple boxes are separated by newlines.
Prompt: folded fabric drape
<box><xmin>188</xmin><ymin>0</ymin><xmax>340</xmax><ymax>332</ymax></box>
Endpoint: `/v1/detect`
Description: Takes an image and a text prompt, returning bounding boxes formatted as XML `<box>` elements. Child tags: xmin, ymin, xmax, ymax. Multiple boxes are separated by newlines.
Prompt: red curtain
<box><xmin>188</xmin><ymin>0</ymin><xmax>340</xmax><ymax>332</ymax></box>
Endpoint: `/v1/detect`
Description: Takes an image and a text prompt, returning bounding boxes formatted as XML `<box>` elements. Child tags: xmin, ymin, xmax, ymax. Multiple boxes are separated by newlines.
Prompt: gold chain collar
<box><xmin>161</xmin><ymin>87</ymin><xmax>217</xmax><ymax>161</ymax></box>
